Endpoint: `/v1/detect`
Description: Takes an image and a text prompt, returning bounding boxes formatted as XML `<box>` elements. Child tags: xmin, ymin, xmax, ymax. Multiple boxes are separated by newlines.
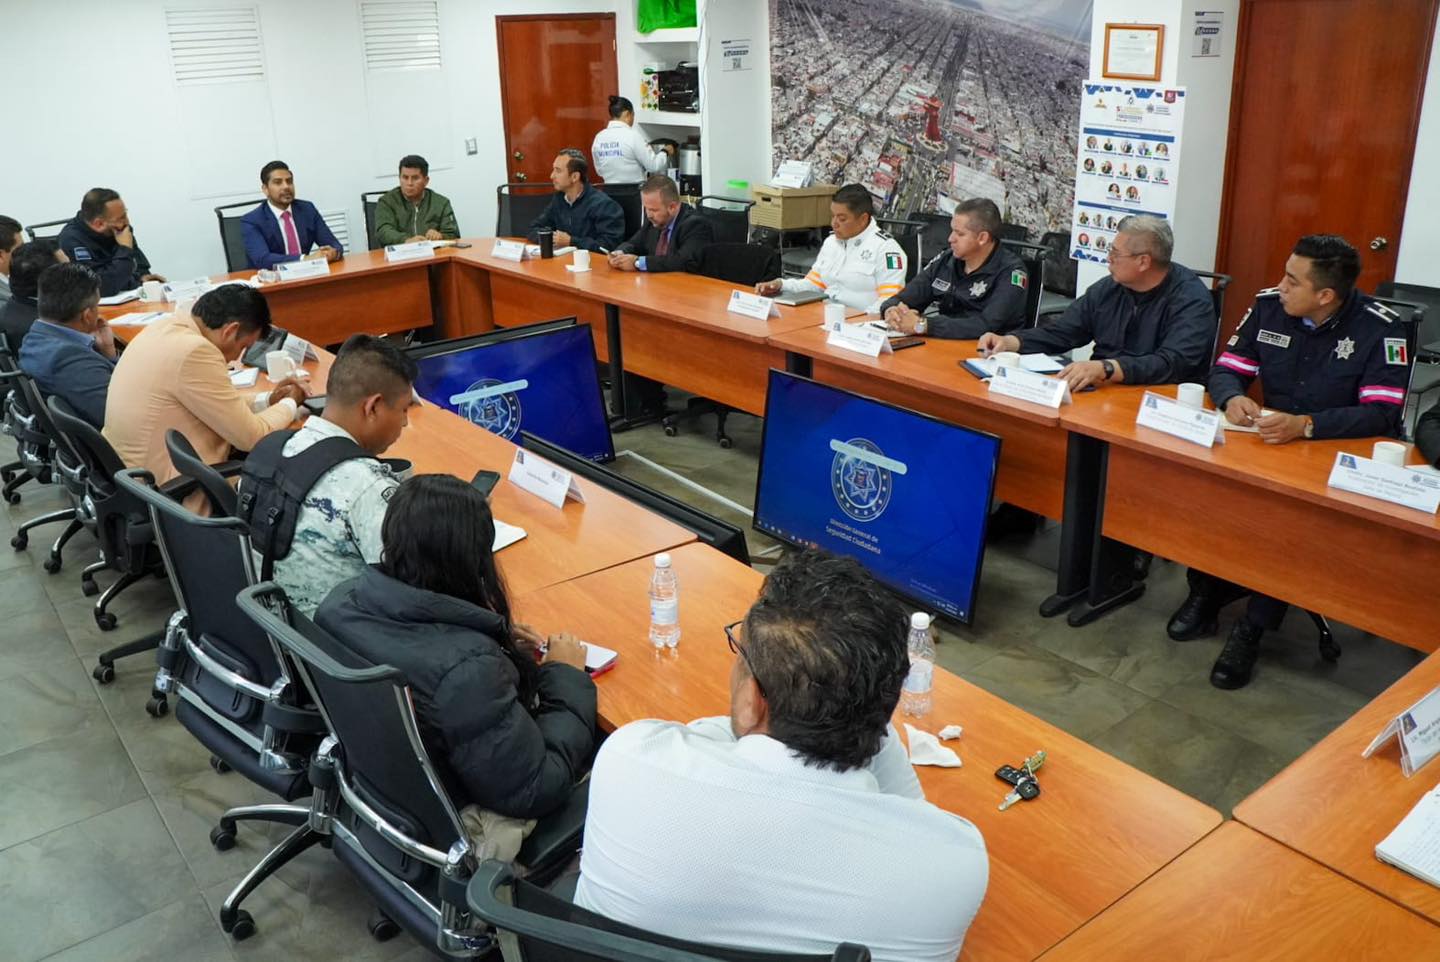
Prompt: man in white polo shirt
<box><xmin>574</xmin><ymin>548</ymin><xmax>988</xmax><ymax>962</ymax></box>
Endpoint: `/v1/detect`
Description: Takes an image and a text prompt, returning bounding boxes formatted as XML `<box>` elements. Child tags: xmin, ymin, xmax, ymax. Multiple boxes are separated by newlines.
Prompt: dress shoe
<box><xmin>1210</xmin><ymin>620</ymin><xmax>1263</xmax><ymax>690</ymax></box>
<box><xmin>1167</xmin><ymin>586</ymin><xmax>1222</xmax><ymax>640</ymax></box>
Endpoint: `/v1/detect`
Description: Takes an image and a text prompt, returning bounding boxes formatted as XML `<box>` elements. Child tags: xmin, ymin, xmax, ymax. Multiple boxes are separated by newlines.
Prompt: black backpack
<box><xmin>238</xmin><ymin>429</ymin><xmax>370</xmax><ymax>581</ymax></box>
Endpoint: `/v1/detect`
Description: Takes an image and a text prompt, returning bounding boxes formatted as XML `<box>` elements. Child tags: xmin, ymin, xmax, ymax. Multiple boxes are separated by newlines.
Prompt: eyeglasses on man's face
<box><xmin>724</xmin><ymin>620</ymin><xmax>766</xmax><ymax>698</ymax></box>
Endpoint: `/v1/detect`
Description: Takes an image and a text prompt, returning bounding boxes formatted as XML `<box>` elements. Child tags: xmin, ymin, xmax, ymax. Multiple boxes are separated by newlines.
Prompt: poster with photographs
<box><xmin>1070</xmin><ymin>82</ymin><xmax>1186</xmax><ymax>263</ymax></box>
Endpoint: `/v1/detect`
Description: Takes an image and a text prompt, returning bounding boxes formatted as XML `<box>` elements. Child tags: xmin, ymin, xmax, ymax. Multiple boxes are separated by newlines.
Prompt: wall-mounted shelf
<box><xmin>634</xmin><ymin>27</ymin><xmax>699</xmax><ymax>44</ymax></box>
<box><xmin>636</xmin><ymin>109</ymin><xmax>702</xmax><ymax>128</ymax></box>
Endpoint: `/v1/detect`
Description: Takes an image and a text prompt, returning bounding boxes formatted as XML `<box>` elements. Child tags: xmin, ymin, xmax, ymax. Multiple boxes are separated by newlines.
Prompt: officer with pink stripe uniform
<box><xmin>1168</xmin><ymin>234</ymin><xmax>1411</xmax><ymax>690</ymax></box>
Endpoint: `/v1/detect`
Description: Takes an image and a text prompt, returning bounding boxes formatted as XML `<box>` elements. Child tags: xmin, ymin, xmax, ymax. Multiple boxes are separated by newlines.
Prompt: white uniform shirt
<box><xmin>575</xmin><ymin>717</ymin><xmax>988</xmax><ymax>962</ymax></box>
<box><xmin>591</xmin><ymin>120</ymin><xmax>668</xmax><ymax>185</ymax></box>
<box><xmin>261</xmin><ymin>417</ymin><xmax>398</xmax><ymax>613</ymax></box>
<box><xmin>781</xmin><ymin>218</ymin><xmax>907</xmax><ymax>314</ymax></box>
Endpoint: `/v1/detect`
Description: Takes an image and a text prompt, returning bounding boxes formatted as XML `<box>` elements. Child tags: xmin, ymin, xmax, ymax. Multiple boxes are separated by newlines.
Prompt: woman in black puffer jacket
<box><xmin>316</xmin><ymin>473</ymin><xmax>596</xmax><ymax>821</ymax></box>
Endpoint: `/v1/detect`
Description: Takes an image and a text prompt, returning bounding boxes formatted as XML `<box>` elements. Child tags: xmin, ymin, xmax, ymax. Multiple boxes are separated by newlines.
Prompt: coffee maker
<box><xmin>677</xmin><ymin>137</ymin><xmax>702</xmax><ymax>196</ymax></box>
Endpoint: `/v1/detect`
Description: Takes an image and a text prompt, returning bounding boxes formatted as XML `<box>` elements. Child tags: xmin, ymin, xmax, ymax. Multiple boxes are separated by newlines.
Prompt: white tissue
<box><xmin>938</xmin><ymin>724</ymin><xmax>963</xmax><ymax>741</ymax></box>
<box><xmin>904</xmin><ymin>724</ymin><xmax>961</xmax><ymax>768</ymax></box>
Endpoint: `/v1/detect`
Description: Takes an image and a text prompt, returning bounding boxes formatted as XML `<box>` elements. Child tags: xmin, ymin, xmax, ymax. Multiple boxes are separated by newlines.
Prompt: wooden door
<box><xmin>496</xmin><ymin>14</ymin><xmax>618</xmax><ymax>186</ymax></box>
<box><xmin>1214</xmin><ymin>0</ymin><xmax>1437</xmax><ymax>347</ymax></box>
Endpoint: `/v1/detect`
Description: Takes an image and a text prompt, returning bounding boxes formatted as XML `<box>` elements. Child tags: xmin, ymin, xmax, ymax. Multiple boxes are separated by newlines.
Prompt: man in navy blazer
<box><xmin>240</xmin><ymin>160</ymin><xmax>344</xmax><ymax>270</ymax></box>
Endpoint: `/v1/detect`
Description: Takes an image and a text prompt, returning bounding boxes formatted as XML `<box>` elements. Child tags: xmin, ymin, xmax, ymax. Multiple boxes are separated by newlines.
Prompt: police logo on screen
<box><xmin>831</xmin><ymin>438</ymin><xmax>894</xmax><ymax>522</ymax></box>
<box><xmin>458</xmin><ymin>379</ymin><xmax>523</xmax><ymax>440</ymax></box>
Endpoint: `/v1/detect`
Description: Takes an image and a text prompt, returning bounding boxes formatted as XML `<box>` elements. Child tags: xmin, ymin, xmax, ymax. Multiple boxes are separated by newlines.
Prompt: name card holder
<box><xmin>987</xmin><ymin>365</ymin><xmax>1071</xmax><ymax>409</ymax></box>
<box><xmin>492</xmin><ymin>239</ymin><xmax>528</xmax><ymax>262</ymax></box>
<box><xmin>825</xmin><ymin>320</ymin><xmax>893</xmax><ymax>358</ymax></box>
<box><xmin>727</xmin><ymin>290</ymin><xmax>781</xmax><ymax>321</ymax></box>
<box><xmin>1364</xmin><ymin>687</ymin><xmax>1440</xmax><ymax>777</ymax></box>
<box><xmin>278</xmin><ymin>258</ymin><xmax>331</xmax><ymax>281</ymax></box>
<box><xmin>282</xmin><ymin>333</ymin><xmax>316</xmax><ymax>366</ymax></box>
<box><xmin>163</xmin><ymin>277</ymin><xmax>213</xmax><ymax>303</ymax></box>
<box><xmin>1134</xmin><ymin>391</ymin><xmax>1224</xmax><ymax>447</ymax></box>
<box><xmin>508</xmin><ymin>448</ymin><xmax>586</xmax><ymax>510</ymax></box>
<box><xmin>384</xmin><ymin>241</ymin><xmax>437</xmax><ymax>263</ymax></box>
<box><xmin>1328</xmin><ymin>451</ymin><xmax>1440</xmax><ymax>514</ymax></box>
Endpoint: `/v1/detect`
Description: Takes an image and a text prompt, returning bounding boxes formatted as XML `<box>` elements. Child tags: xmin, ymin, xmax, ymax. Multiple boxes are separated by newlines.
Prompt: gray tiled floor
<box><xmin>0</xmin><ymin>400</ymin><xmax>1421</xmax><ymax>960</ymax></box>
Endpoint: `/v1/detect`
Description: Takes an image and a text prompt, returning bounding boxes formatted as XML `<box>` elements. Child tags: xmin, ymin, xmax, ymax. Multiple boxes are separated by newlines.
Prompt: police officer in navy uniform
<box><xmin>1169</xmin><ymin>234</ymin><xmax>1410</xmax><ymax>689</ymax></box>
<box><xmin>879</xmin><ymin>198</ymin><xmax>1029</xmax><ymax>339</ymax></box>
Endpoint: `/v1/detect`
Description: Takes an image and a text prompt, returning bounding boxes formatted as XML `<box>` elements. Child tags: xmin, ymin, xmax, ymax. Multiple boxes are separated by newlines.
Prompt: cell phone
<box><xmin>597</xmin><ymin>247</ymin><xmax>611</xmax><ymax>255</ymax></box>
<box><xmin>471</xmin><ymin>469</ymin><xmax>501</xmax><ymax>497</ymax></box>
<box><xmin>301</xmin><ymin>395</ymin><xmax>326</xmax><ymax>416</ymax></box>
<box><xmin>891</xmin><ymin>336</ymin><xmax>925</xmax><ymax>350</ymax></box>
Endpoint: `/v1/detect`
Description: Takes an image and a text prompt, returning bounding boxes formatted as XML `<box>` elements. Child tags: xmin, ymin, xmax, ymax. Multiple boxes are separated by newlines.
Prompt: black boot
<box><xmin>1210</xmin><ymin>621</ymin><xmax>1263</xmax><ymax>690</ymax></box>
<box><xmin>1168</xmin><ymin>577</ymin><xmax>1223</xmax><ymax>641</ymax></box>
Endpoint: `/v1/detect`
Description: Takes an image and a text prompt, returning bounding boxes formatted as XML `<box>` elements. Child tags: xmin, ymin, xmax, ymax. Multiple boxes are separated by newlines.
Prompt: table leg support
<box><xmin>1041</xmin><ymin>432</ymin><xmax>1102</xmax><ymax>617</ymax></box>
<box><xmin>785</xmin><ymin>351</ymin><xmax>813</xmax><ymax>378</ymax></box>
<box><xmin>1064</xmin><ymin>437</ymin><xmax>1145</xmax><ymax>626</ymax></box>
<box><xmin>605</xmin><ymin>303</ymin><xmax>667</xmax><ymax>433</ymax></box>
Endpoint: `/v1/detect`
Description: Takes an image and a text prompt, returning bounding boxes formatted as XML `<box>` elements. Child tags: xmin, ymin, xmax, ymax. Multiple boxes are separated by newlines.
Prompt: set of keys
<box><xmin>996</xmin><ymin>750</ymin><xmax>1046</xmax><ymax>811</ymax></box>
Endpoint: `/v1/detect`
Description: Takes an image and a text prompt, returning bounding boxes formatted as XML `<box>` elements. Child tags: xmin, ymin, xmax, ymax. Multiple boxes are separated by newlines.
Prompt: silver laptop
<box><xmin>773</xmin><ymin>288</ymin><xmax>827</xmax><ymax>306</ymax></box>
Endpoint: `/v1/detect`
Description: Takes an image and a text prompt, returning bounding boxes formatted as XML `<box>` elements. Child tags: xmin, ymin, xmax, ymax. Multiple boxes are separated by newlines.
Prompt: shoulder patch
<box><xmin>1235</xmin><ymin>306</ymin><xmax>1253</xmax><ymax>331</ymax></box>
<box><xmin>1384</xmin><ymin>337</ymin><xmax>1408</xmax><ymax>365</ymax></box>
<box><xmin>1010</xmin><ymin>268</ymin><xmax>1028</xmax><ymax>289</ymax></box>
<box><xmin>875</xmin><ymin>229</ymin><xmax>894</xmax><ymax>241</ymax></box>
<box><xmin>72</xmin><ymin>246</ymin><xmax>92</xmax><ymax>262</ymax></box>
<box><xmin>924</xmin><ymin>251</ymin><xmax>947</xmax><ymax>271</ymax></box>
<box><xmin>884</xmin><ymin>251</ymin><xmax>903</xmax><ymax>270</ymax></box>
<box><xmin>1255</xmin><ymin>287</ymin><xmax>1281</xmax><ymax>298</ymax></box>
<box><xmin>1366</xmin><ymin>301</ymin><xmax>1400</xmax><ymax>324</ymax></box>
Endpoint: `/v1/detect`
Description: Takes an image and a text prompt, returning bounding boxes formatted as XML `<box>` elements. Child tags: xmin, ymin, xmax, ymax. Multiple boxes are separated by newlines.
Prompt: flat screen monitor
<box><xmin>753</xmin><ymin>370</ymin><xmax>1000</xmax><ymax>624</ymax></box>
<box><xmin>408</xmin><ymin>320</ymin><xmax>615</xmax><ymax>462</ymax></box>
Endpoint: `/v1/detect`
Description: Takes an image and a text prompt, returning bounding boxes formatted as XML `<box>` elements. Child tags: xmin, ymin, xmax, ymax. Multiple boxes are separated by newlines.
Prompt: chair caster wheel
<box><xmin>1319</xmin><ymin>630</ymin><xmax>1342</xmax><ymax>663</ymax></box>
<box><xmin>718</xmin><ymin>436</ymin><xmax>733</xmax><ymax>449</ymax></box>
<box><xmin>95</xmin><ymin>612</ymin><xmax>117</xmax><ymax>631</ymax></box>
<box><xmin>42</xmin><ymin>556</ymin><xmax>61</xmax><ymax>574</ymax></box>
<box><xmin>145</xmin><ymin>695</ymin><xmax>168</xmax><ymax>718</ymax></box>
<box><xmin>663</xmin><ymin>425</ymin><xmax>678</xmax><ymax>437</ymax></box>
<box><xmin>81</xmin><ymin>579</ymin><xmax>99</xmax><ymax>597</ymax></box>
<box><xmin>210</xmin><ymin>755</ymin><xmax>231</xmax><ymax>775</ymax></box>
<box><xmin>209</xmin><ymin>824</ymin><xmax>237</xmax><ymax>851</ymax></box>
<box><xmin>10</xmin><ymin>534</ymin><xmax>26</xmax><ymax>550</ymax></box>
<box><xmin>3</xmin><ymin>491</ymin><xmax>19</xmax><ymax>505</ymax></box>
<box><xmin>368</xmin><ymin>909</ymin><xmax>401</xmax><ymax>942</ymax></box>
<box><xmin>222</xmin><ymin>907</ymin><xmax>255</xmax><ymax>940</ymax></box>
<box><xmin>92</xmin><ymin>662</ymin><xmax>115</xmax><ymax>684</ymax></box>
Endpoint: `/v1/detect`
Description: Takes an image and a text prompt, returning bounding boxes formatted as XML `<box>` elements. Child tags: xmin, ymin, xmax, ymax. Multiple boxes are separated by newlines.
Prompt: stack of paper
<box><xmin>1377</xmin><ymin>784</ymin><xmax>1440</xmax><ymax>887</ymax></box>
<box><xmin>1221</xmin><ymin>409</ymin><xmax>1278</xmax><ymax>433</ymax></box>
<box><xmin>963</xmin><ymin>355</ymin><xmax>1065</xmax><ymax>379</ymax></box>
<box><xmin>99</xmin><ymin>289</ymin><xmax>142</xmax><ymax>306</ymax></box>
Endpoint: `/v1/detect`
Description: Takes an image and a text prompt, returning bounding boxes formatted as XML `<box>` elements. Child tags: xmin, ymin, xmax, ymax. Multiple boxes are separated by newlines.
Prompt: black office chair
<box><xmin>467</xmin><ymin>859</ymin><xmax>872</xmax><ymax>961</ymax></box>
<box><xmin>876</xmin><ymin>218</ymin><xmax>922</xmax><ymax>283</ymax></box>
<box><xmin>113</xmin><ymin>465</ymin><xmax>325</xmax><ymax>941</ymax></box>
<box><xmin>597</xmin><ymin>183</ymin><xmax>644</xmax><ymax>241</ymax></box>
<box><xmin>214</xmin><ymin>199</ymin><xmax>264</xmax><ymax>273</ymax></box>
<box><xmin>1000</xmin><ymin>238</ymin><xmax>1049</xmax><ymax>328</ymax></box>
<box><xmin>361</xmin><ymin>190</ymin><xmax>387</xmax><ymax>250</ymax></box>
<box><xmin>496</xmin><ymin>183</ymin><xmax>556</xmax><ymax>239</ymax></box>
<box><xmin>695</xmin><ymin>195</ymin><xmax>756</xmax><ymax>246</ymax></box>
<box><xmin>235</xmin><ymin>582</ymin><xmax>584</xmax><ymax>956</ymax></box>
<box><xmin>23</xmin><ymin>218</ymin><xmax>67</xmax><ymax>239</ymax></box>
<box><xmin>3</xmin><ymin>368</ymin><xmax>88</xmax><ymax>570</ymax></box>
<box><xmin>1037</xmin><ymin>230</ymin><xmax>1077</xmax><ymax>319</ymax></box>
<box><xmin>998</xmin><ymin>221</ymin><xmax>1031</xmax><ymax>242</ymax></box>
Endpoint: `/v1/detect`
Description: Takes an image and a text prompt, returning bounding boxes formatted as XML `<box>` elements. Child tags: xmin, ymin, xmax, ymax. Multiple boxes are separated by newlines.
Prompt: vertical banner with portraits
<box><xmin>1070</xmin><ymin>82</ymin><xmax>1187</xmax><ymax>263</ymax></box>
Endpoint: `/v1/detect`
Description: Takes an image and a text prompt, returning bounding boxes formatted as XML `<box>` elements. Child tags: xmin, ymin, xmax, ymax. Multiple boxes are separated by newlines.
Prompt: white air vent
<box><xmin>166</xmin><ymin>7</ymin><xmax>266</xmax><ymax>86</ymax></box>
<box><xmin>322</xmin><ymin>210</ymin><xmax>352</xmax><ymax>252</ymax></box>
<box><xmin>360</xmin><ymin>1</ymin><xmax>442</xmax><ymax>72</ymax></box>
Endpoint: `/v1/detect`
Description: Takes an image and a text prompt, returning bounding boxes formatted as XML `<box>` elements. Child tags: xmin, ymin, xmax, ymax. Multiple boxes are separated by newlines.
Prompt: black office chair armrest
<box><xmin>212</xmin><ymin>460</ymin><xmax>245</xmax><ymax>479</ymax></box>
<box><xmin>158</xmin><ymin>475</ymin><xmax>204</xmax><ymax>502</ymax></box>
<box><xmin>517</xmin><ymin>779</ymin><xmax>588</xmax><ymax>883</ymax></box>
<box><xmin>260</xmin><ymin>699</ymin><xmax>328</xmax><ymax>735</ymax></box>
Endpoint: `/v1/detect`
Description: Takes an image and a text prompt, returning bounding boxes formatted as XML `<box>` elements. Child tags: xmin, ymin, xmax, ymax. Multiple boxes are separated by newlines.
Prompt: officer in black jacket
<box><xmin>978</xmin><ymin>215</ymin><xmax>1216</xmax><ymax>392</ymax></box>
<box><xmin>526</xmin><ymin>149</ymin><xmax>626</xmax><ymax>253</ymax></box>
<box><xmin>57</xmin><ymin>188</ymin><xmax>164</xmax><ymax>296</ymax></box>
<box><xmin>1169</xmin><ymin>235</ymin><xmax>1410</xmax><ymax>690</ymax></box>
<box><xmin>879</xmin><ymin>197</ymin><xmax>1029</xmax><ymax>339</ymax></box>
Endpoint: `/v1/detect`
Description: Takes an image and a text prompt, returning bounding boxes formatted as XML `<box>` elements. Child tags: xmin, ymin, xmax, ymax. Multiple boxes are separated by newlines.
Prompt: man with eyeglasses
<box><xmin>573</xmin><ymin>548</ymin><xmax>988</xmax><ymax>961</ymax></box>
<box><xmin>978</xmin><ymin>214</ymin><xmax>1215</xmax><ymax>392</ymax></box>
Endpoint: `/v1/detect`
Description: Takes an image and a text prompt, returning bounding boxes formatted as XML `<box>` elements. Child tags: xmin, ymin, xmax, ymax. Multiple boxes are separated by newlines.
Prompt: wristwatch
<box><xmin>914</xmin><ymin>317</ymin><xmax>928</xmax><ymax>335</ymax></box>
<box><xmin>1302</xmin><ymin>415</ymin><xmax>1315</xmax><ymax>439</ymax></box>
<box><xmin>1100</xmin><ymin>359</ymin><xmax>1115</xmax><ymax>381</ymax></box>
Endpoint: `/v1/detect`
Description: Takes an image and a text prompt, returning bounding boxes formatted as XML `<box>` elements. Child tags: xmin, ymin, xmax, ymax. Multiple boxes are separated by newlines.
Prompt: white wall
<box><xmin>1397</xmin><ymin>21</ymin><xmax>1440</xmax><ymax>287</ymax></box>
<box><xmin>5</xmin><ymin>0</ymin><xmax>618</xmax><ymax>282</ymax></box>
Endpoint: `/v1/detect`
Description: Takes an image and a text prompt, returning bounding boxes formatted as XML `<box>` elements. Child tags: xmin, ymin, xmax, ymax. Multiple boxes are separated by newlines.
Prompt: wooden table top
<box><xmin>1038</xmin><ymin>822</ymin><xmax>1440</xmax><ymax>960</ymax></box>
<box><xmin>451</xmin><ymin>238</ymin><xmax>824</xmax><ymax>343</ymax></box>
<box><xmin>1235</xmin><ymin>648</ymin><xmax>1440</xmax><ymax>925</ymax></box>
<box><xmin>1059</xmin><ymin>384</ymin><xmax>1440</xmax><ymax>541</ymax></box>
<box><xmin>769</xmin><ymin>326</ymin><xmax>1066</xmax><ymax>427</ymax></box>
<box><xmin>515</xmin><ymin>543</ymin><xmax>1222</xmax><ymax>962</ymax></box>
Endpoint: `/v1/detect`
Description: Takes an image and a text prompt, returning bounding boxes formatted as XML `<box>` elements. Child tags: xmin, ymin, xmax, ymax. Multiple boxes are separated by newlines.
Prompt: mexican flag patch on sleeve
<box><xmin>885</xmin><ymin>252</ymin><xmax>903</xmax><ymax>270</ymax></box>
<box><xmin>1384</xmin><ymin>337</ymin><xmax>1408</xmax><ymax>365</ymax></box>
<box><xmin>1010</xmin><ymin>268</ymin><xmax>1028</xmax><ymax>289</ymax></box>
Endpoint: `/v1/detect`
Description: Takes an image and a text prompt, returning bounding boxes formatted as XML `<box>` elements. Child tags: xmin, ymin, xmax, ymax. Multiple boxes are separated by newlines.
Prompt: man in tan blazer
<box><xmin>104</xmin><ymin>284</ymin><xmax>307</xmax><ymax>489</ymax></box>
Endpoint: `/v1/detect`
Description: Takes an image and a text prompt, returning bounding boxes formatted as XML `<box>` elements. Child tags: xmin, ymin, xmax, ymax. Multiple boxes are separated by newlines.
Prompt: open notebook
<box><xmin>1376</xmin><ymin>783</ymin><xmax>1440</xmax><ymax>887</ymax></box>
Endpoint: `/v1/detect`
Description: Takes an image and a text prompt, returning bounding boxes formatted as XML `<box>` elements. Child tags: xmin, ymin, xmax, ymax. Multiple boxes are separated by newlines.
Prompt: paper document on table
<box><xmin>99</xmin><ymin>289</ymin><xmax>142</xmax><ymax>306</ymax></box>
<box><xmin>523</xmin><ymin>245</ymin><xmax>576</xmax><ymax>258</ymax></box>
<box><xmin>964</xmin><ymin>355</ymin><xmax>1065</xmax><ymax>378</ymax></box>
<box><xmin>1377</xmin><ymin>784</ymin><xmax>1440</xmax><ymax>887</ymax></box>
<box><xmin>492</xmin><ymin>519</ymin><xmax>527</xmax><ymax>552</ymax></box>
<box><xmin>119</xmin><ymin>312</ymin><xmax>168</xmax><ymax>327</ymax></box>
<box><xmin>1221</xmin><ymin>409</ymin><xmax>1278</xmax><ymax>432</ymax></box>
<box><xmin>229</xmin><ymin>367</ymin><xmax>259</xmax><ymax>388</ymax></box>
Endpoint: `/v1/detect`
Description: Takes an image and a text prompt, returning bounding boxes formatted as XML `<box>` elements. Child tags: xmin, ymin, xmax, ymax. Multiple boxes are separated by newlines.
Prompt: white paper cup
<box><xmin>992</xmin><ymin>351</ymin><xmax>1021</xmax><ymax>369</ymax></box>
<box><xmin>141</xmin><ymin>280</ymin><xmax>163</xmax><ymax>301</ymax></box>
<box><xmin>823</xmin><ymin>301</ymin><xmax>847</xmax><ymax>326</ymax></box>
<box><xmin>1177</xmin><ymin>383</ymin><xmax>1205</xmax><ymax>409</ymax></box>
<box><xmin>265</xmin><ymin>351</ymin><xmax>296</xmax><ymax>381</ymax></box>
<box><xmin>1373</xmin><ymin>441</ymin><xmax>1407</xmax><ymax>466</ymax></box>
<box><xmin>573</xmin><ymin>249</ymin><xmax>591</xmax><ymax>270</ymax></box>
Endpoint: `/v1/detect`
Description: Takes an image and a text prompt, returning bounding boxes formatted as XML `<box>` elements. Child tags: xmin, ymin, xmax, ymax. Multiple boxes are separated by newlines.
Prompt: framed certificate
<box><xmin>1103</xmin><ymin>23</ymin><xmax>1165</xmax><ymax>81</ymax></box>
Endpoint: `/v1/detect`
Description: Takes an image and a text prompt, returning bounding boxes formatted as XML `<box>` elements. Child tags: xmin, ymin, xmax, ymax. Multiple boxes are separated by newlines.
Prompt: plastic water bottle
<box><xmin>900</xmin><ymin>612</ymin><xmax>935</xmax><ymax>717</ymax></box>
<box><xmin>648</xmin><ymin>553</ymin><xmax>680</xmax><ymax>649</ymax></box>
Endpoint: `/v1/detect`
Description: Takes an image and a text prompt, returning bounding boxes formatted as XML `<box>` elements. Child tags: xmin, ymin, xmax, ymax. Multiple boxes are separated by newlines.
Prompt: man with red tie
<box><xmin>240</xmin><ymin>160</ymin><xmax>344</xmax><ymax>270</ymax></box>
<box><xmin>607</xmin><ymin>174</ymin><xmax>713</xmax><ymax>274</ymax></box>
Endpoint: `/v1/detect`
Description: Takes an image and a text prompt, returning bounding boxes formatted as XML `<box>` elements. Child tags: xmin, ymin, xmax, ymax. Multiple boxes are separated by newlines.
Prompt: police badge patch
<box><xmin>969</xmin><ymin>280</ymin><xmax>988</xmax><ymax>298</ymax></box>
<box><xmin>831</xmin><ymin>438</ymin><xmax>894</xmax><ymax>523</ymax></box>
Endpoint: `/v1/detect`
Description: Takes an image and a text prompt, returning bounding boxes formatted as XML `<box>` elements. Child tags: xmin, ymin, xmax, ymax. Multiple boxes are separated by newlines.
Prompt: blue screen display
<box><xmin>412</xmin><ymin>325</ymin><xmax>614</xmax><ymax>462</ymax></box>
<box><xmin>754</xmin><ymin>371</ymin><xmax>1000</xmax><ymax>623</ymax></box>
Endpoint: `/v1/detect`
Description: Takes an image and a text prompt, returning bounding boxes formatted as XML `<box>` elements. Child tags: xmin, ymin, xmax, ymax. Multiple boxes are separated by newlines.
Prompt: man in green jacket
<box><xmin>373</xmin><ymin>154</ymin><xmax>460</xmax><ymax>246</ymax></box>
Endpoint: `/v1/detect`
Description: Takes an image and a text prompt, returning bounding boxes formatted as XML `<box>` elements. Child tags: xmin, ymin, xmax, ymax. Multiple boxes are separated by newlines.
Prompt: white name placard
<box><xmin>1135</xmin><ymin>391</ymin><xmax>1225</xmax><ymax>448</ymax></box>
<box><xmin>162</xmin><ymin>277</ymin><xmax>213</xmax><ymax>302</ymax></box>
<box><xmin>384</xmin><ymin>241</ymin><xmax>436</xmax><ymax>263</ymax></box>
<box><xmin>1328</xmin><ymin>452</ymin><xmax>1440</xmax><ymax>514</ymax></box>
<box><xmin>727</xmin><ymin>290</ymin><xmax>781</xmax><ymax>321</ymax></box>
<box><xmin>507</xmin><ymin>448</ymin><xmax>586</xmax><ymax>510</ymax></box>
<box><xmin>1364</xmin><ymin>686</ymin><xmax>1440</xmax><ymax>777</ymax></box>
<box><xmin>825</xmin><ymin>320</ymin><xmax>893</xmax><ymax>358</ymax></box>
<box><xmin>492</xmin><ymin>239</ymin><xmax>527</xmax><ymax>262</ymax></box>
<box><xmin>988</xmin><ymin>365</ymin><xmax>1071</xmax><ymax>409</ymax></box>
<box><xmin>281</xmin><ymin>333</ymin><xmax>315</xmax><ymax>367</ymax></box>
<box><xmin>278</xmin><ymin>257</ymin><xmax>331</xmax><ymax>281</ymax></box>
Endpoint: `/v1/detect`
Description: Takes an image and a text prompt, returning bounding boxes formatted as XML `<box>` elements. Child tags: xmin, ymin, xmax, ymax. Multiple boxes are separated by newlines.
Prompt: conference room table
<box><xmin>1234</xmin><ymin>647</ymin><xmax>1440</xmax><ymax>925</ymax></box>
<box><xmin>1037</xmin><ymin>822</ymin><xmax>1440</xmax><ymax>960</ymax></box>
<box><xmin>514</xmin><ymin>542</ymin><xmax>1222</xmax><ymax>962</ymax></box>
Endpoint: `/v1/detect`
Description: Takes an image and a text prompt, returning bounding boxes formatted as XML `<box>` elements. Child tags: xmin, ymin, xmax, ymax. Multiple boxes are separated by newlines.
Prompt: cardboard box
<box><xmin>750</xmin><ymin>184</ymin><xmax>838</xmax><ymax>230</ymax></box>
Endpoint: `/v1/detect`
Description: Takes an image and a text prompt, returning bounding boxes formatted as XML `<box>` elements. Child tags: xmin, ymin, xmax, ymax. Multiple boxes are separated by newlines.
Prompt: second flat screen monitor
<box><xmin>754</xmin><ymin>370</ymin><xmax>1001</xmax><ymax>624</ymax></box>
<box><xmin>409</xmin><ymin>321</ymin><xmax>615</xmax><ymax>462</ymax></box>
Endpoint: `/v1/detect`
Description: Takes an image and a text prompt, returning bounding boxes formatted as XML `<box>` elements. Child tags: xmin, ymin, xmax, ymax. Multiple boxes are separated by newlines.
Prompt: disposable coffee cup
<box><xmin>1373</xmin><ymin>441</ymin><xmax>1407</xmax><ymax>466</ymax></box>
<box><xmin>538</xmin><ymin>228</ymin><xmax>554</xmax><ymax>259</ymax></box>
<box><xmin>141</xmin><ymin>280</ymin><xmax>163</xmax><ymax>301</ymax></box>
<box><xmin>265</xmin><ymin>351</ymin><xmax>296</xmax><ymax>381</ymax></box>
<box><xmin>823</xmin><ymin>301</ymin><xmax>847</xmax><ymax>326</ymax></box>
<box><xmin>573</xmin><ymin>249</ymin><xmax>591</xmax><ymax>270</ymax></box>
<box><xmin>1177</xmin><ymin>383</ymin><xmax>1205</xmax><ymax>409</ymax></box>
<box><xmin>992</xmin><ymin>351</ymin><xmax>1021</xmax><ymax>369</ymax></box>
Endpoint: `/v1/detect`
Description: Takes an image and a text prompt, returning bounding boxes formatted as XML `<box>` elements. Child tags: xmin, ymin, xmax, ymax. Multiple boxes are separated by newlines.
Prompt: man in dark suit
<box><xmin>240</xmin><ymin>160</ymin><xmax>344</xmax><ymax>270</ymax></box>
<box><xmin>17</xmin><ymin>263</ymin><xmax>116</xmax><ymax>428</ymax></box>
<box><xmin>608</xmin><ymin>174</ymin><xmax>713</xmax><ymax>274</ymax></box>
